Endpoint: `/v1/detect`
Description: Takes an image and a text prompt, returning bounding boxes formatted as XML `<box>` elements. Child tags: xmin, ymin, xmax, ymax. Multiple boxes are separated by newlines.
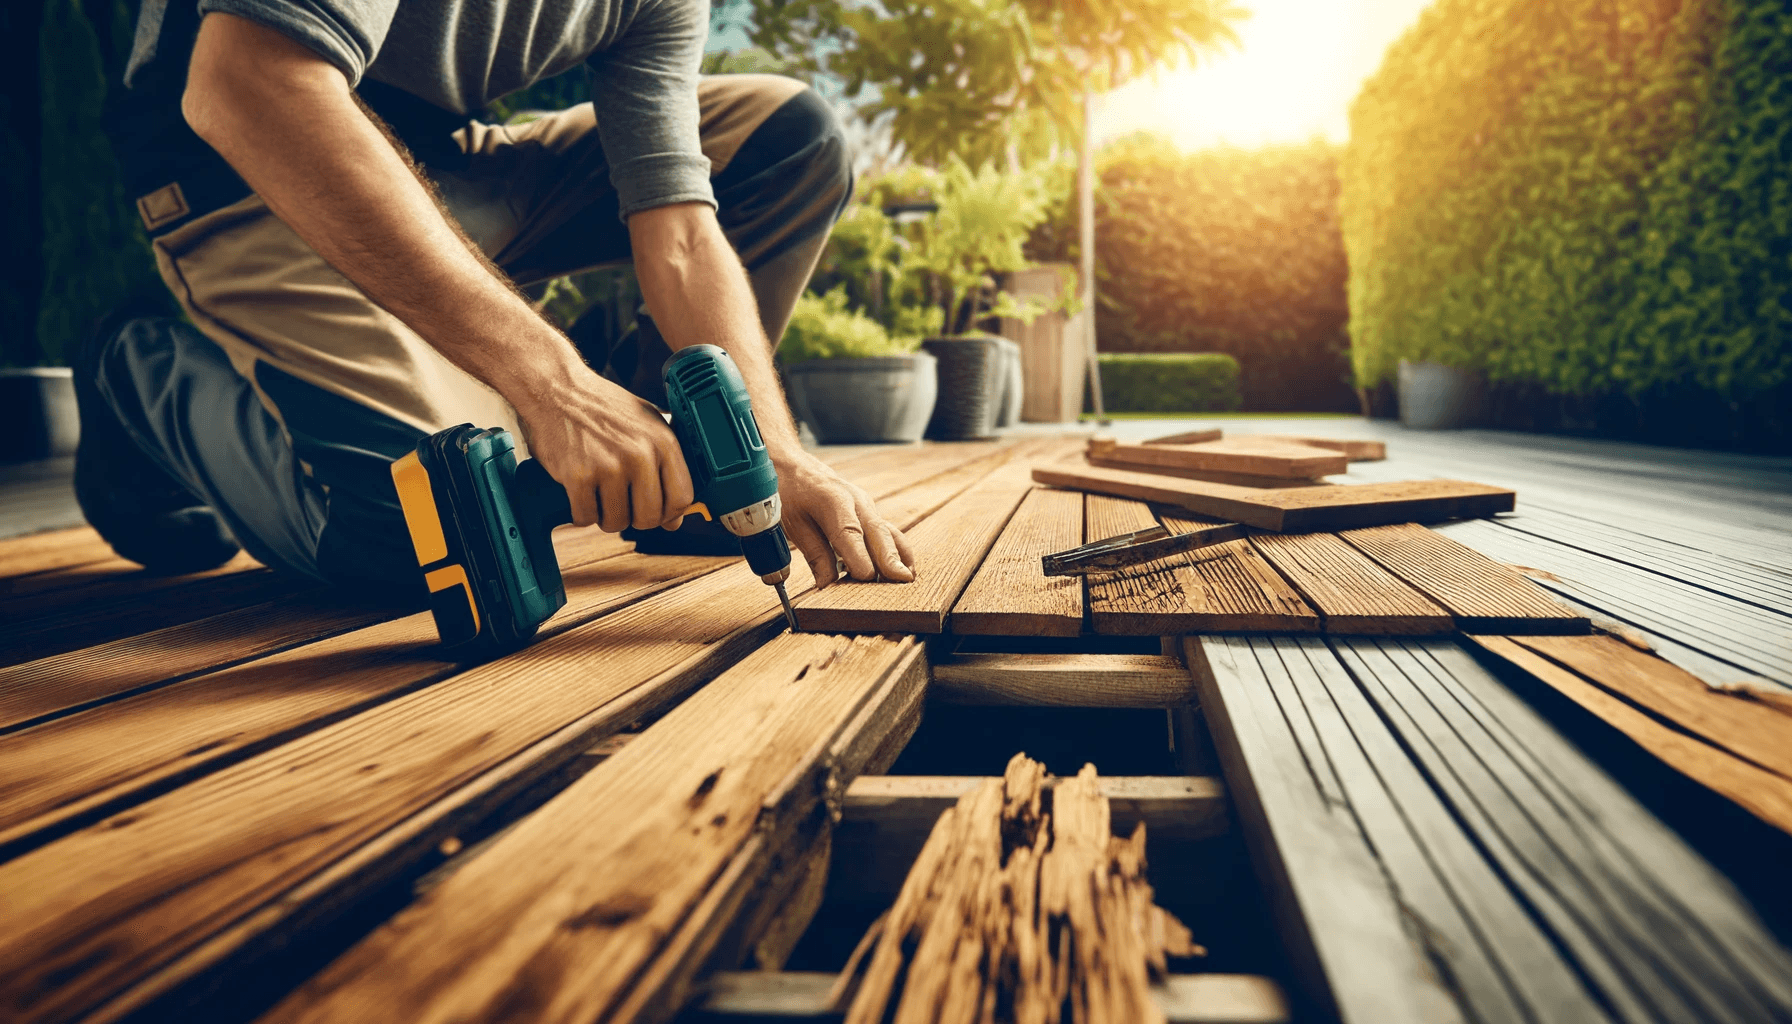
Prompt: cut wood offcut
<box><xmin>1033</xmin><ymin>463</ymin><xmax>1513</xmax><ymax>532</ymax></box>
<box><xmin>838</xmin><ymin>753</ymin><xmax>1202</xmax><ymax>1024</ymax></box>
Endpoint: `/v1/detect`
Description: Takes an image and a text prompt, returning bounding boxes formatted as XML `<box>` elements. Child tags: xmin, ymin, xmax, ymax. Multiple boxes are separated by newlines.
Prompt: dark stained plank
<box><xmin>1470</xmin><ymin>637</ymin><xmax>1792</xmax><ymax>836</ymax></box>
<box><xmin>930</xmin><ymin>652</ymin><xmax>1195</xmax><ymax>707</ymax></box>
<box><xmin>1085</xmin><ymin>497</ymin><xmax>1317</xmax><ymax>635</ymax></box>
<box><xmin>948</xmin><ymin>486</ymin><xmax>1083</xmax><ymax>636</ymax></box>
<box><xmin>1034</xmin><ymin>462</ymin><xmax>1513</xmax><ymax>531</ymax></box>
<box><xmin>1339</xmin><ymin>522</ymin><xmax>1588</xmax><ymax>634</ymax></box>
<box><xmin>257</xmin><ymin>634</ymin><xmax>925</xmax><ymax>1024</ymax></box>
<box><xmin>1186</xmin><ymin>635</ymin><xmax>1466</xmax><ymax>1024</ymax></box>
<box><xmin>1248</xmin><ymin>531</ymin><xmax>1452</xmax><ymax>635</ymax></box>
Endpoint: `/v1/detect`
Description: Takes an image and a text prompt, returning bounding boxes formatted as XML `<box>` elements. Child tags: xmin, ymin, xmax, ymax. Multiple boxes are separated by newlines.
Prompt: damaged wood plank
<box><xmin>258</xmin><ymin>634</ymin><xmax>926</xmax><ymax>1024</ymax></box>
<box><xmin>1033</xmin><ymin>463</ymin><xmax>1514</xmax><ymax>531</ymax></box>
<box><xmin>930</xmin><ymin>652</ymin><xmax>1195</xmax><ymax>707</ymax></box>
<box><xmin>1247</xmin><ymin>531</ymin><xmax>1453</xmax><ymax>635</ymax></box>
<box><xmin>1085</xmin><ymin>498</ymin><xmax>1317</xmax><ymax>635</ymax></box>
<box><xmin>948</xmin><ymin>486</ymin><xmax>1084</xmax><ymax>637</ymax></box>
<box><xmin>1338</xmin><ymin>523</ymin><xmax>1588</xmax><ymax>634</ymax></box>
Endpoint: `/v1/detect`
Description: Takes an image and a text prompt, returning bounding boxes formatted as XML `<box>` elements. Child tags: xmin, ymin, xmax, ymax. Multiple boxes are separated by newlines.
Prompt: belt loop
<box><xmin>137</xmin><ymin>182</ymin><xmax>191</xmax><ymax>232</ymax></box>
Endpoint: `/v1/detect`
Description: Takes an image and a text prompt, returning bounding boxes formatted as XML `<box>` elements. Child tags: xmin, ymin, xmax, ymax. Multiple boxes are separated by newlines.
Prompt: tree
<box><xmin>746</xmin><ymin>0</ymin><xmax>1244</xmax><ymax>409</ymax></box>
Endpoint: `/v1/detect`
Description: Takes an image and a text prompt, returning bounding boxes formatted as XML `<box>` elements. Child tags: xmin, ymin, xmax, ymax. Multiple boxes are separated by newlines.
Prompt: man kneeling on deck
<box><xmin>77</xmin><ymin>0</ymin><xmax>914</xmax><ymax>598</ymax></box>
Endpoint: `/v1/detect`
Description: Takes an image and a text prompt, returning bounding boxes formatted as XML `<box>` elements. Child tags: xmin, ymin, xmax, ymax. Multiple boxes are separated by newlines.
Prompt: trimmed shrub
<box><xmin>779</xmin><ymin>287</ymin><xmax>924</xmax><ymax>361</ymax></box>
<box><xmin>1096</xmin><ymin>353</ymin><xmax>1241</xmax><ymax>413</ymax></box>
<box><xmin>1032</xmin><ymin>136</ymin><xmax>1353</xmax><ymax>413</ymax></box>
<box><xmin>1344</xmin><ymin>0</ymin><xmax>1792</xmax><ymax>449</ymax></box>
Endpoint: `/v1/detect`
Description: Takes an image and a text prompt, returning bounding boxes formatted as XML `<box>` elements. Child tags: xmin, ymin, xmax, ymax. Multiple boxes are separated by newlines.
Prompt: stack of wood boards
<box><xmin>838</xmin><ymin>753</ymin><xmax>1203</xmax><ymax>1024</ymax></box>
<box><xmin>1190</xmin><ymin>635</ymin><xmax>1792</xmax><ymax>1024</ymax></box>
<box><xmin>0</xmin><ymin>438</ymin><xmax>1048</xmax><ymax>1023</ymax></box>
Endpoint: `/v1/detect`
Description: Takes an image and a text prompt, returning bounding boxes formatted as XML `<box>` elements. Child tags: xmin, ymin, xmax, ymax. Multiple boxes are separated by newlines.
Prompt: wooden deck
<box><xmin>1</xmin><ymin>419</ymin><xmax>1789</xmax><ymax>1023</ymax></box>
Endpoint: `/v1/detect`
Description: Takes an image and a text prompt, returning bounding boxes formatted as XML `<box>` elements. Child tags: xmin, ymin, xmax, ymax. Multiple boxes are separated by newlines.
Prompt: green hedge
<box><xmin>1095</xmin><ymin>353</ymin><xmax>1240</xmax><ymax>413</ymax></box>
<box><xmin>1032</xmin><ymin>136</ymin><xmax>1353</xmax><ymax>412</ymax></box>
<box><xmin>1344</xmin><ymin>0</ymin><xmax>1792</xmax><ymax>447</ymax></box>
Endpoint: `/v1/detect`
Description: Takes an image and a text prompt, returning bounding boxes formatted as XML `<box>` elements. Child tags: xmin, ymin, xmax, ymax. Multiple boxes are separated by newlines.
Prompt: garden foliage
<box><xmin>1344</xmin><ymin>0</ymin><xmax>1792</xmax><ymax>443</ymax></box>
<box><xmin>1096</xmin><ymin>353</ymin><xmax>1241</xmax><ymax>413</ymax></box>
<box><xmin>1032</xmin><ymin>134</ymin><xmax>1354</xmax><ymax>412</ymax></box>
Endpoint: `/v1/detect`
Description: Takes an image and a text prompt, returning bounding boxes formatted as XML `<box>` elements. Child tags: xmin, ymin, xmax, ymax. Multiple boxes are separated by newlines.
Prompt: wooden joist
<box><xmin>930</xmin><ymin>652</ymin><xmax>1196</xmax><ymax>707</ymax></box>
<box><xmin>1246</xmin><ymin>531</ymin><xmax>1453</xmax><ymax>636</ymax></box>
<box><xmin>1471</xmin><ymin>636</ymin><xmax>1792</xmax><ymax>835</ymax></box>
<box><xmin>1033</xmin><ymin>463</ymin><xmax>1514</xmax><ymax>531</ymax></box>
<box><xmin>260</xmin><ymin>633</ymin><xmax>927</xmax><ymax>1024</ymax></box>
<box><xmin>1338</xmin><ymin>523</ymin><xmax>1588</xmax><ymax>633</ymax></box>
<box><xmin>1085</xmin><ymin>498</ymin><xmax>1318</xmax><ymax>635</ymax></box>
<box><xmin>948</xmin><ymin>486</ymin><xmax>1084</xmax><ymax>637</ymax></box>
<box><xmin>1090</xmin><ymin>436</ymin><xmax>1349</xmax><ymax>479</ymax></box>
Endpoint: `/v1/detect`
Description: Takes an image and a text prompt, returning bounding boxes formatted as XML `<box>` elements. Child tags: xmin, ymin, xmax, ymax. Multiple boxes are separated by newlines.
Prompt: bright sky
<box><xmin>1091</xmin><ymin>0</ymin><xmax>1438</xmax><ymax>150</ymax></box>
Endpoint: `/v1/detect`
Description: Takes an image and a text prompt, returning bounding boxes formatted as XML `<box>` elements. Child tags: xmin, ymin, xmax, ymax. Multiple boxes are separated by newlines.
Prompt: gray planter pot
<box><xmin>782</xmin><ymin>353</ymin><xmax>938</xmax><ymax>444</ymax></box>
<box><xmin>1</xmin><ymin>368</ymin><xmax>78</xmax><ymax>463</ymax></box>
<box><xmin>921</xmin><ymin>335</ymin><xmax>1005</xmax><ymax>441</ymax></box>
<box><xmin>991</xmin><ymin>337</ymin><xmax>1023</xmax><ymax>428</ymax></box>
<box><xmin>1398</xmin><ymin>359</ymin><xmax>1488</xmax><ymax>430</ymax></box>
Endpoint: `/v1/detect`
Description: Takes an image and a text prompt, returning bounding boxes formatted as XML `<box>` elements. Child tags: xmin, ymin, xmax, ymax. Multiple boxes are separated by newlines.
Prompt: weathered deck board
<box><xmin>948</xmin><ymin>486</ymin><xmax>1084</xmax><ymax>636</ymax></box>
<box><xmin>1247</xmin><ymin>531</ymin><xmax>1452</xmax><ymax>635</ymax></box>
<box><xmin>259</xmin><ymin>634</ymin><xmax>924</xmax><ymax>1024</ymax></box>
<box><xmin>1339</xmin><ymin>522</ymin><xmax>1588</xmax><ymax>634</ymax></box>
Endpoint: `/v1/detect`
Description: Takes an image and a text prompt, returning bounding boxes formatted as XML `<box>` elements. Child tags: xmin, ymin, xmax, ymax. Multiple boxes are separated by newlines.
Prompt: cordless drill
<box><xmin>391</xmin><ymin>344</ymin><xmax>796</xmax><ymax>659</ymax></box>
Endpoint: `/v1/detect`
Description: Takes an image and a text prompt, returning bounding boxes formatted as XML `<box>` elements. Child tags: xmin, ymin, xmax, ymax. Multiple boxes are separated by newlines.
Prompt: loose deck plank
<box><xmin>1142</xmin><ymin>428</ymin><xmax>1224</xmax><ymax>446</ymax></box>
<box><xmin>947</xmin><ymin>486</ymin><xmax>1083</xmax><ymax>636</ymax></box>
<box><xmin>795</xmin><ymin>439</ymin><xmax>1079</xmax><ymax>634</ymax></box>
<box><xmin>1033</xmin><ymin>463</ymin><xmax>1514</xmax><ymax>531</ymax></box>
<box><xmin>1470</xmin><ymin>637</ymin><xmax>1792</xmax><ymax>836</ymax></box>
<box><xmin>1247</xmin><ymin>531</ymin><xmax>1453</xmax><ymax>635</ymax></box>
<box><xmin>1339</xmin><ymin>523</ymin><xmax>1588</xmax><ymax>634</ymax></box>
<box><xmin>1090</xmin><ymin>436</ymin><xmax>1349</xmax><ymax>479</ymax></box>
<box><xmin>1085</xmin><ymin>498</ymin><xmax>1317</xmax><ymax>635</ymax></box>
<box><xmin>1254</xmin><ymin>435</ymin><xmax>1386</xmax><ymax>461</ymax></box>
<box><xmin>259</xmin><ymin>634</ymin><xmax>925</xmax><ymax>1024</ymax></box>
<box><xmin>930</xmin><ymin>652</ymin><xmax>1195</xmax><ymax>707</ymax></box>
<box><xmin>1087</xmin><ymin>454</ymin><xmax>1331</xmax><ymax>489</ymax></box>
<box><xmin>1187</xmin><ymin>636</ymin><xmax>1465</xmax><ymax>1024</ymax></box>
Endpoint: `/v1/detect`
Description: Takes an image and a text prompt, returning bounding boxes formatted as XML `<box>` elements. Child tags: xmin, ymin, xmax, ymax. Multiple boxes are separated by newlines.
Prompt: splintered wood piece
<box><xmin>1471</xmin><ymin>638</ymin><xmax>1792</xmax><ymax>836</ymax></box>
<box><xmin>1090</xmin><ymin>437</ymin><xmax>1348</xmax><ymax>479</ymax></box>
<box><xmin>843</xmin><ymin>755</ymin><xmax>1198</xmax><ymax>1024</ymax></box>
<box><xmin>1086</xmin><ymin>498</ymin><xmax>1317</xmax><ymax>635</ymax></box>
<box><xmin>1338</xmin><ymin>523</ymin><xmax>1588</xmax><ymax>634</ymax></box>
<box><xmin>1141</xmin><ymin>428</ymin><xmax>1223</xmax><ymax>446</ymax></box>
<box><xmin>797</xmin><ymin>439</ymin><xmax>1083</xmax><ymax>634</ymax></box>
<box><xmin>949</xmin><ymin>486</ymin><xmax>1084</xmax><ymax>636</ymax></box>
<box><xmin>1513</xmin><ymin>635</ymin><xmax>1792</xmax><ymax>780</ymax></box>
<box><xmin>261</xmin><ymin>634</ymin><xmax>923</xmax><ymax>1024</ymax></box>
<box><xmin>1088</xmin><ymin>455</ymin><xmax>1330</xmax><ymax>489</ymax></box>
<box><xmin>0</xmin><ymin>526</ymin><xmax>112</xmax><ymax>580</ymax></box>
<box><xmin>1254</xmin><ymin>436</ymin><xmax>1386</xmax><ymax>461</ymax></box>
<box><xmin>1034</xmin><ymin>463</ymin><xmax>1514</xmax><ymax>532</ymax></box>
<box><xmin>1247</xmin><ymin>532</ymin><xmax>1453</xmax><ymax>635</ymax></box>
<box><xmin>930</xmin><ymin>652</ymin><xmax>1195</xmax><ymax>707</ymax></box>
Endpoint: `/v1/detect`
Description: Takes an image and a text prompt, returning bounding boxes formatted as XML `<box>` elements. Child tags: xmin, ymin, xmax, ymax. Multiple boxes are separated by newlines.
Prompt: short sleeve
<box><xmin>196</xmin><ymin>0</ymin><xmax>399</xmax><ymax>85</ymax></box>
<box><xmin>585</xmin><ymin>0</ymin><xmax>715</xmax><ymax>220</ymax></box>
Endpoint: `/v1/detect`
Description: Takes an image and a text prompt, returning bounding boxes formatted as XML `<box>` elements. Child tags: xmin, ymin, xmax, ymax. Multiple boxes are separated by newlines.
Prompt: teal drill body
<box><xmin>393</xmin><ymin>344</ymin><xmax>795</xmax><ymax>659</ymax></box>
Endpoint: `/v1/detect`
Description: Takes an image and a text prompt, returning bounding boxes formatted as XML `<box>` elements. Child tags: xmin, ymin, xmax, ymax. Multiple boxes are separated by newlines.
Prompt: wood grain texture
<box><xmin>1085</xmin><ymin>498</ymin><xmax>1318</xmax><ymax>635</ymax></box>
<box><xmin>948</xmin><ymin>486</ymin><xmax>1084</xmax><ymax>636</ymax></box>
<box><xmin>797</xmin><ymin>439</ymin><xmax>1081</xmax><ymax>634</ymax></box>
<box><xmin>930</xmin><ymin>652</ymin><xmax>1195</xmax><ymax>707</ymax></box>
<box><xmin>1254</xmin><ymin>436</ymin><xmax>1386</xmax><ymax>461</ymax></box>
<box><xmin>1247</xmin><ymin>532</ymin><xmax>1453</xmax><ymax>635</ymax></box>
<box><xmin>1090</xmin><ymin>437</ymin><xmax>1348</xmax><ymax>479</ymax></box>
<box><xmin>259</xmin><ymin>634</ymin><xmax>924</xmax><ymax>1024</ymax></box>
<box><xmin>0</xmin><ymin>525</ymin><xmax>111</xmax><ymax>579</ymax></box>
<box><xmin>1142</xmin><ymin>429</ymin><xmax>1224</xmax><ymax>446</ymax></box>
<box><xmin>1472</xmin><ymin>637</ymin><xmax>1792</xmax><ymax>837</ymax></box>
<box><xmin>1513</xmin><ymin>634</ymin><xmax>1792</xmax><ymax>780</ymax></box>
<box><xmin>0</xmin><ymin>548</ymin><xmax>265</xmax><ymax>610</ymax></box>
<box><xmin>1088</xmin><ymin>454</ymin><xmax>1330</xmax><ymax>489</ymax></box>
<box><xmin>1339</xmin><ymin>523</ymin><xmax>1588</xmax><ymax>634</ymax></box>
<box><xmin>1034</xmin><ymin>463</ymin><xmax>1514</xmax><ymax>531</ymax></box>
<box><xmin>1186</xmin><ymin>636</ymin><xmax>1466</xmax><ymax>1024</ymax></box>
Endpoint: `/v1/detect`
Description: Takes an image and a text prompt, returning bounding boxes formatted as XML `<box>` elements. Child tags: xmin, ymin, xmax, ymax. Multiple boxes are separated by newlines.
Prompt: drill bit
<box><xmin>774</xmin><ymin>581</ymin><xmax>799</xmax><ymax>632</ymax></box>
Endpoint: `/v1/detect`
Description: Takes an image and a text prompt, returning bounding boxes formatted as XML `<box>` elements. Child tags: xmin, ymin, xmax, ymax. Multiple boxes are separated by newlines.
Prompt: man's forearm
<box><xmin>183</xmin><ymin>13</ymin><xmax>584</xmax><ymax>411</ymax></box>
<box><xmin>628</xmin><ymin>204</ymin><xmax>804</xmax><ymax>457</ymax></box>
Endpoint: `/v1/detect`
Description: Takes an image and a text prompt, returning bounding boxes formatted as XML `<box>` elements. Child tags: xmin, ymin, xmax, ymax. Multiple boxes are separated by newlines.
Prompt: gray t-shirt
<box><xmin>127</xmin><ymin>0</ymin><xmax>715</xmax><ymax>218</ymax></box>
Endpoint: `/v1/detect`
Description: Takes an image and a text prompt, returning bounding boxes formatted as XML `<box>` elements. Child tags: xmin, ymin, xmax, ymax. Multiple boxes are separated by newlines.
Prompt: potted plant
<box><xmin>801</xmin><ymin>161</ymin><xmax>1064</xmax><ymax>441</ymax></box>
<box><xmin>779</xmin><ymin>287</ymin><xmax>938</xmax><ymax>444</ymax></box>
